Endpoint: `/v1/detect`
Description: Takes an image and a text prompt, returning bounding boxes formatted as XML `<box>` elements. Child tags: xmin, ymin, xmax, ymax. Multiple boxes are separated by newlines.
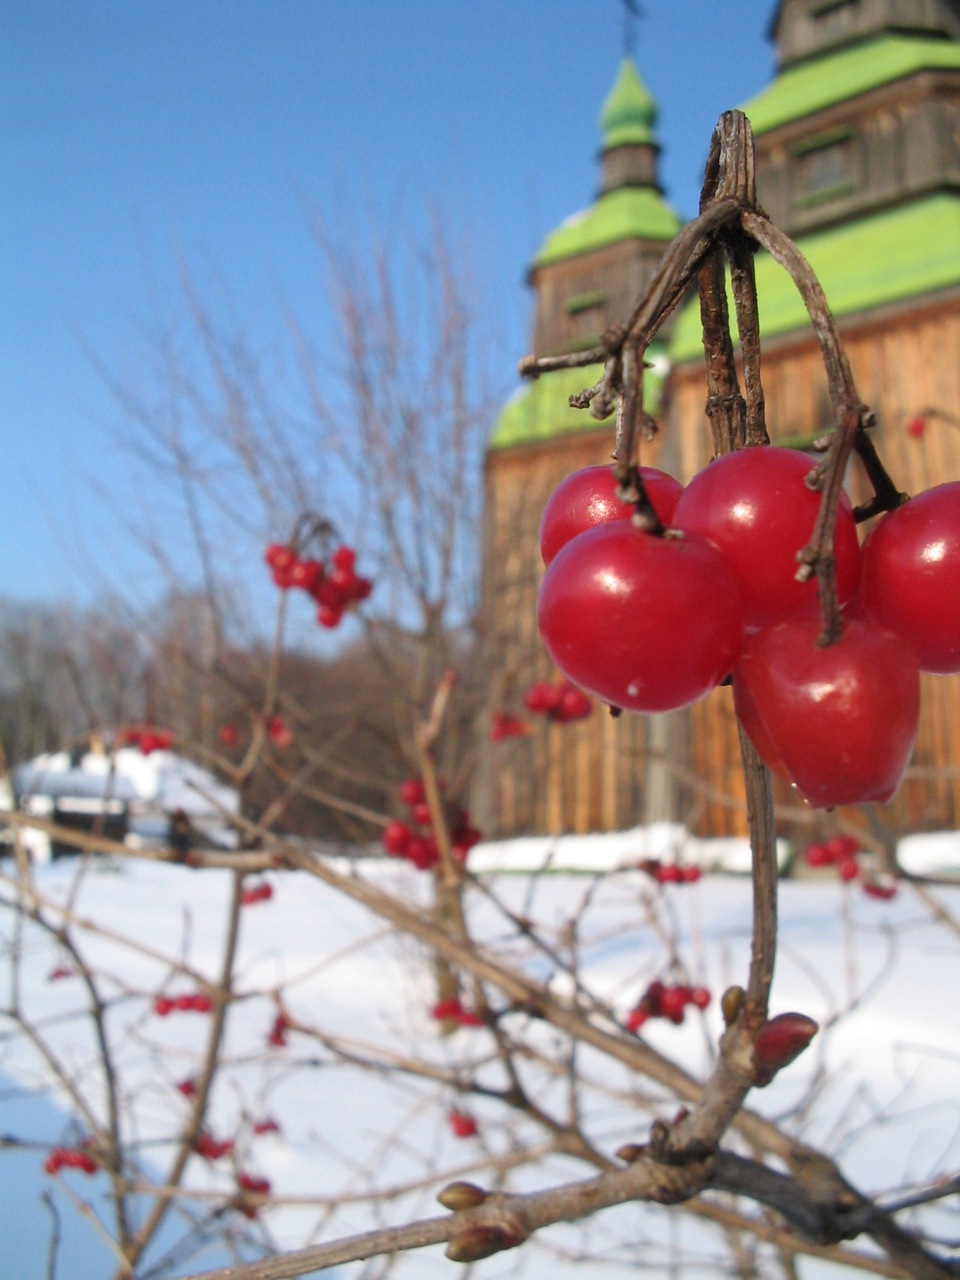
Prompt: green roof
<box><xmin>669</xmin><ymin>194</ymin><xmax>960</xmax><ymax>364</ymax></box>
<box><xmin>489</xmin><ymin>350</ymin><xmax>669</xmax><ymax>451</ymax></box>
<box><xmin>742</xmin><ymin>34</ymin><xmax>960</xmax><ymax>134</ymax></box>
<box><xmin>601</xmin><ymin>58</ymin><xmax>657</xmax><ymax>149</ymax></box>
<box><xmin>533</xmin><ymin>186</ymin><xmax>681</xmax><ymax>268</ymax></box>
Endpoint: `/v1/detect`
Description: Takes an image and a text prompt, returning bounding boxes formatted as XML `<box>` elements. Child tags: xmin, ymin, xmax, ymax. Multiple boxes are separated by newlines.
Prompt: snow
<box><xmin>1</xmin><ymin>830</ymin><xmax>958</xmax><ymax>1279</ymax></box>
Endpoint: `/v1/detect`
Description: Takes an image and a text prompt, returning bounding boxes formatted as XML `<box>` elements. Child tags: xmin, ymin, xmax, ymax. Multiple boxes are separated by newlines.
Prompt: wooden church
<box><xmin>479</xmin><ymin>0</ymin><xmax>960</xmax><ymax>840</ymax></box>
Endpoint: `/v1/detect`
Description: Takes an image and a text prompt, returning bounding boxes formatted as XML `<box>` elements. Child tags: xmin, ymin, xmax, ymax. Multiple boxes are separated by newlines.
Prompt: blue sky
<box><xmin>1</xmin><ymin>1</ymin><xmax>776</xmax><ymax>606</ymax></box>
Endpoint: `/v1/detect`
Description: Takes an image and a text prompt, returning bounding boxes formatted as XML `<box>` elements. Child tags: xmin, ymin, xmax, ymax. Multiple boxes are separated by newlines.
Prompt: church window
<box><xmin>811</xmin><ymin>0</ymin><xmax>859</xmax><ymax>42</ymax></box>
<box><xmin>793</xmin><ymin>127</ymin><xmax>857</xmax><ymax>203</ymax></box>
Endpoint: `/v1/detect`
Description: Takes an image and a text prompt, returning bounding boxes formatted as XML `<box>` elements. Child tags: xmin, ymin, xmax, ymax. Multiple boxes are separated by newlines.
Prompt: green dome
<box><xmin>601</xmin><ymin>57</ymin><xmax>657</xmax><ymax>149</ymax></box>
<box><xmin>533</xmin><ymin>186</ymin><xmax>681</xmax><ymax>267</ymax></box>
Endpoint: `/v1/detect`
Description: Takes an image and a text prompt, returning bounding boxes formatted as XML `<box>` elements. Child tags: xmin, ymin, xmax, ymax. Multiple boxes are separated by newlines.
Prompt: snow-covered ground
<box><xmin>1</xmin><ymin>830</ymin><xmax>958</xmax><ymax>1279</ymax></box>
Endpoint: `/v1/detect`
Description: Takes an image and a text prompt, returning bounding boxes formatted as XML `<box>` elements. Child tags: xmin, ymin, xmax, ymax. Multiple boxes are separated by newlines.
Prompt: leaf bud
<box><xmin>615</xmin><ymin>1142</ymin><xmax>645</xmax><ymax>1163</ymax></box>
<box><xmin>437</xmin><ymin>1181</ymin><xmax>489</xmax><ymax>1211</ymax></box>
<box><xmin>721</xmin><ymin>985</ymin><xmax>745</xmax><ymax>1026</ymax></box>
<box><xmin>446</xmin><ymin>1223</ymin><xmax>526</xmax><ymax>1263</ymax></box>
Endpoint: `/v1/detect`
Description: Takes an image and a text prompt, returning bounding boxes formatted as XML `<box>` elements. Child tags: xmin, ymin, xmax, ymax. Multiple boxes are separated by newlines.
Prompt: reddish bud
<box><xmin>752</xmin><ymin>1012</ymin><xmax>819</xmax><ymax>1086</ymax></box>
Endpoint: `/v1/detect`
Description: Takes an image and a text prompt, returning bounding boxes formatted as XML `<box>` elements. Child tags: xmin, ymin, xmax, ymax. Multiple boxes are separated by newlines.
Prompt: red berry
<box><xmin>673</xmin><ymin>446</ymin><xmax>862</xmax><ymax>629</ymax></box>
<box><xmin>858</xmin><ymin>482</ymin><xmax>960</xmax><ymax>673</ymax></box>
<box><xmin>196</xmin><ymin>1132</ymin><xmax>234</xmax><ymax>1161</ymax></box>
<box><xmin>538</xmin><ymin>524</ymin><xmax>744</xmax><ymax>714</ymax></box>
<box><xmin>804</xmin><ymin>842</ymin><xmax>832</xmax><ymax>868</ymax></box>
<box><xmin>906</xmin><ymin>415</ymin><xmax>926</xmax><ymax>438</ymax></box>
<box><xmin>267</xmin><ymin>715</ymin><xmax>293</xmax><ymax>747</ymax></box>
<box><xmin>735</xmin><ymin>614</ymin><xmax>920</xmax><ymax>808</ymax></box>
<box><xmin>48</xmin><ymin>964</ymin><xmax>74</xmax><ymax>981</ymax></box>
<box><xmin>153</xmin><ymin>995</ymin><xmax>173</xmax><ymax>1017</ymax></box>
<box><xmin>253</xmin><ymin>1118</ymin><xmax>281</xmax><ymax>1136</ymax></box>
<box><xmin>317</xmin><ymin>603</ymin><xmax>344</xmax><ymax>628</ymax></box>
<box><xmin>264</xmin><ymin>543</ymin><xmax>295</xmax><ymax>571</ymax></box>
<box><xmin>411</xmin><ymin>800</ymin><xmax>433</xmax><ymax>827</ymax></box>
<box><xmin>176</xmin><ymin>1078</ymin><xmax>197</xmax><ymax>1097</ymax></box>
<box><xmin>448</xmin><ymin>1110</ymin><xmax>478</xmax><ymax>1139</ymax></box>
<box><xmin>539</xmin><ymin>465</ymin><xmax>684</xmax><ymax>565</ymax></box>
<box><xmin>382</xmin><ymin>820</ymin><xmax>412</xmax><ymax>855</ymax></box>
<box><xmin>553</xmin><ymin>685</ymin><xmax>592</xmax><ymax>723</ymax></box>
<box><xmin>332</xmin><ymin>545</ymin><xmax>356</xmax><ymax>572</ymax></box>
<box><xmin>398</xmin><ymin>778</ymin><xmax>426</xmax><ymax>807</ymax></box>
<box><xmin>752</xmin><ymin>1012</ymin><xmax>819</xmax><ymax>1086</ymax></box>
<box><xmin>490</xmin><ymin>711</ymin><xmax>529</xmax><ymax>741</ymax></box>
<box><xmin>837</xmin><ymin>856</ymin><xmax>860</xmax><ymax>883</ymax></box>
<box><xmin>267</xmin><ymin>1013</ymin><xmax>289</xmax><ymax>1047</ymax></box>
<box><xmin>289</xmin><ymin>558</ymin><xmax>323</xmax><ymax>592</ymax></box>
<box><xmin>863</xmin><ymin>878</ymin><xmax>898</xmax><ymax>900</ymax></box>
<box><xmin>689</xmin><ymin>986</ymin><xmax>711</xmax><ymax>1010</ymax></box>
<box><xmin>659</xmin><ymin>986</ymin><xmax>689</xmax><ymax>1024</ymax></box>
<box><xmin>824</xmin><ymin>834</ymin><xmax>861</xmax><ymax>861</ymax></box>
<box><xmin>625</xmin><ymin>1006</ymin><xmax>649</xmax><ymax>1032</ymax></box>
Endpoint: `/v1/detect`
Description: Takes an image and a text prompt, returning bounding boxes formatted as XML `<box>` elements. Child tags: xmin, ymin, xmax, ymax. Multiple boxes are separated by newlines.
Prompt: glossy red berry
<box><xmin>735</xmin><ymin>614</ymin><xmax>920</xmax><ymax>808</ymax></box>
<box><xmin>539</xmin><ymin>464</ymin><xmax>684</xmax><ymax>565</ymax></box>
<box><xmin>858</xmin><ymin>482</ymin><xmax>960</xmax><ymax>673</ymax></box>
<box><xmin>673</xmin><ymin>446</ymin><xmax>862</xmax><ymax>629</ymax></box>
<box><xmin>538</xmin><ymin>524</ymin><xmax>743</xmax><ymax>714</ymax></box>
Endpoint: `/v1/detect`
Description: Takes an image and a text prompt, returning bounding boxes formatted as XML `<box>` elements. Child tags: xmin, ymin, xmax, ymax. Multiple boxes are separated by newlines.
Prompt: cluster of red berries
<box><xmin>241</xmin><ymin>881</ymin><xmax>274</xmax><ymax>906</ymax></box>
<box><xmin>523</xmin><ymin>679</ymin><xmax>592</xmax><ymax>723</ymax></box>
<box><xmin>381</xmin><ymin>778</ymin><xmax>483</xmax><ymax>869</ymax></box>
<box><xmin>636</xmin><ymin>859</ymin><xmax>702</xmax><ymax>885</ymax></box>
<box><xmin>538</xmin><ymin>456</ymin><xmax>960</xmax><ymax>809</ymax></box>
<box><xmin>265</xmin><ymin>542</ymin><xmax>373</xmax><ymax>629</ymax></box>
<box><xmin>154</xmin><ymin>991</ymin><xmax>212</xmax><ymax>1017</ymax></box>
<box><xmin>625</xmin><ymin>980</ymin><xmax>711</xmax><ymax>1031</ymax></box>
<box><xmin>116</xmin><ymin>725</ymin><xmax>175</xmax><ymax>755</ymax></box>
<box><xmin>267</xmin><ymin>1012</ymin><xmax>291</xmax><ymax>1048</ymax></box>
<box><xmin>236</xmin><ymin>1172</ymin><xmax>272</xmax><ymax>1218</ymax></box>
<box><xmin>448</xmin><ymin>1109</ymin><xmax>479</xmax><ymax>1139</ymax></box>
<box><xmin>803</xmin><ymin>835</ymin><xmax>898</xmax><ymax>899</ymax></box>
<box><xmin>431</xmin><ymin>996</ymin><xmax>484</xmax><ymax>1027</ymax></box>
<box><xmin>44</xmin><ymin>1145</ymin><xmax>97</xmax><ymax>1175</ymax></box>
<box><xmin>196</xmin><ymin>1132</ymin><xmax>234</xmax><ymax>1161</ymax></box>
<box><xmin>489</xmin><ymin>711</ymin><xmax>529</xmax><ymax>741</ymax></box>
